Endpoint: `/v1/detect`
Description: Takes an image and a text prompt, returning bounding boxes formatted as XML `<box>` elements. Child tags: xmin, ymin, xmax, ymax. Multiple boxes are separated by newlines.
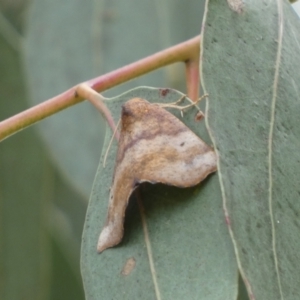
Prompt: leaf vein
<box><xmin>137</xmin><ymin>192</ymin><xmax>162</xmax><ymax>300</ymax></box>
<box><xmin>268</xmin><ymin>0</ymin><xmax>284</xmax><ymax>299</ymax></box>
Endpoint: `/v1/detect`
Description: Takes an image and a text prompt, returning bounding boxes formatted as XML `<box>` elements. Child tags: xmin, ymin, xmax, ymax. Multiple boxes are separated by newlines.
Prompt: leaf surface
<box><xmin>0</xmin><ymin>8</ymin><xmax>85</xmax><ymax>300</ymax></box>
<box><xmin>0</xmin><ymin>33</ymin><xmax>50</xmax><ymax>300</ymax></box>
<box><xmin>201</xmin><ymin>1</ymin><xmax>300</xmax><ymax>299</ymax></box>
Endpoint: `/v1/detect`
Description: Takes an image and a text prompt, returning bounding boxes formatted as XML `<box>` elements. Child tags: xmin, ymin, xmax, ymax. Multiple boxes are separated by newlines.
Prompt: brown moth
<box><xmin>97</xmin><ymin>97</ymin><xmax>217</xmax><ymax>253</ymax></box>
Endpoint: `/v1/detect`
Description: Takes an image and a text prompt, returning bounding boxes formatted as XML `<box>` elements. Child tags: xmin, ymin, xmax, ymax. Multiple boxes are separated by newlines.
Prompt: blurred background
<box><xmin>0</xmin><ymin>1</ymin><xmax>299</xmax><ymax>299</ymax></box>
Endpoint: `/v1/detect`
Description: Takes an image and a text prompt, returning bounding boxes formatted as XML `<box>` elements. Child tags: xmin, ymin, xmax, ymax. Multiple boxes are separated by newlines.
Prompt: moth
<box><xmin>97</xmin><ymin>97</ymin><xmax>217</xmax><ymax>253</ymax></box>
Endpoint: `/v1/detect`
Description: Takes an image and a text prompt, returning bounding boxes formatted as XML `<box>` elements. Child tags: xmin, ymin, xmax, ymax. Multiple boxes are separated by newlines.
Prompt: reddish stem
<box><xmin>185</xmin><ymin>51</ymin><xmax>200</xmax><ymax>102</ymax></box>
<box><xmin>76</xmin><ymin>84</ymin><xmax>120</xmax><ymax>141</ymax></box>
<box><xmin>0</xmin><ymin>35</ymin><xmax>200</xmax><ymax>142</ymax></box>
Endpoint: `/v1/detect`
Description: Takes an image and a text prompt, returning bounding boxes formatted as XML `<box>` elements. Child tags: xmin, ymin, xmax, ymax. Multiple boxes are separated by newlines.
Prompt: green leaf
<box><xmin>201</xmin><ymin>0</ymin><xmax>300</xmax><ymax>299</ymax></box>
<box><xmin>0</xmin><ymin>33</ymin><xmax>50</xmax><ymax>300</ymax></box>
<box><xmin>81</xmin><ymin>87</ymin><xmax>237</xmax><ymax>299</ymax></box>
<box><xmin>0</xmin><ymin>33</ymin><xmax>85</xmax><ymax>299</ymax></box>
<box><xmin>23</xmin><ymin>0</ymin><xmax>205</xmax><ymax>197</ymax></box>
<box><xmin>0</xmin><ymin>8</ymin><xmax>86</xmax><ymax>300</ymax></box>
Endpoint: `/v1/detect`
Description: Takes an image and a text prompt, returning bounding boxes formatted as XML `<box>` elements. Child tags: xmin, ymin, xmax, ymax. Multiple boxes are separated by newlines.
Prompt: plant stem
<box><xmin>76</xmin><ymin>84</ymin><xmax>120</xmax><ymax>141</ymax></box>
<box><xmin>0</xmin><ymin>35</ymin><xmax>200</xmax><ymax>142</ymax></box>
<box><xmin>185</xmin><ymin>53</ymin><xmax>200</xmax><ymax>102</ymax></box>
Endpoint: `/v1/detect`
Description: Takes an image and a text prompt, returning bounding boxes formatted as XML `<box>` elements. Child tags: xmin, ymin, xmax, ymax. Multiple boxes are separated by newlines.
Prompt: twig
<box><xmin>185</xmin><ymin>50</ymin><xmax>200</xmax><ymax>102</ymax></box>
<box><xmin>0</xmin><ymin>35</ymin><xmax>200</xmax><ymax>142</ymax></box>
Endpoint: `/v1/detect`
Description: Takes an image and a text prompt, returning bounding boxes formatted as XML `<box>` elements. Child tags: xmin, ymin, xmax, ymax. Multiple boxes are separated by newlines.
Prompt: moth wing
<box><xmin>97</xmin><ymin>98</ymin><xmax>217</xmax><ymax>253</ymax></box>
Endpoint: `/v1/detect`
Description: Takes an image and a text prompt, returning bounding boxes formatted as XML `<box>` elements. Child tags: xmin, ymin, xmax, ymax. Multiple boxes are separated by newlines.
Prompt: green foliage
<box><xmin>1</xmin><ymin>0</ymin><xmax>300</xmax><ymax>299</ymax></box>
<box><xmin>202</xmin><ymin>0</ymin><xmax>300</xmax><ymax>298</ymax></box>
<box><xmin>0</xmin><ymin>34</ymin><xmax>85</xmax><ymax>299</ymax></box>
<box><xmin>0</xmin><ymin>32</ymin><xmax>49</xmax><ymax>300</ymax></box>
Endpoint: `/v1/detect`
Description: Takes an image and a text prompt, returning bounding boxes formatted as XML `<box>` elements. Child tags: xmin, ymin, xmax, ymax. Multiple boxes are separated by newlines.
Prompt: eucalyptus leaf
<box><xmin>0</xmin><ymin>34</ymin><xmax>50</xmax><ymax>300</ymax></box>
<box><xmin>201</xmin><ymin>0</ymin><xmax>300</xmax><ymax>299</ymax></box>
<box><xmin>81</xmin><ymin>87</ymin><xmax>237</xmax><ymax>299</ymax></box>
